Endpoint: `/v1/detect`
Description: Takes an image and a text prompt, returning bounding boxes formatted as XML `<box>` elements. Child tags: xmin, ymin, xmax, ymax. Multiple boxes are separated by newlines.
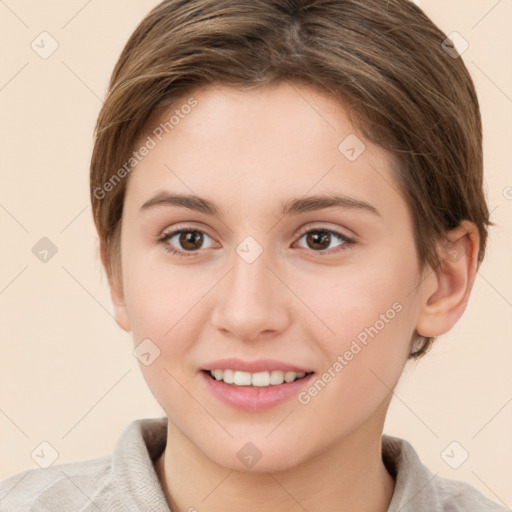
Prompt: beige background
<box><xmin>1</xmin><ymin>0</ymin><xmax>511</xmax><ymax>507</ymax></box>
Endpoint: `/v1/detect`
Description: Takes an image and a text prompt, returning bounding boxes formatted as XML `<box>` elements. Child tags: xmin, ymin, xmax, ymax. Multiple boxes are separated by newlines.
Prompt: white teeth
<box><xmin>251</xmin><ymin>371</ymin><xmax>270</xmax><ymax>387</ymax></box>
<box><xmin>233</xmin><ymin>371</ymin><xmax>252</xmax><ymax>386</ymax></box>
<box><xmin>284</xmin><ymin>371</ymin><xmax>296</xmax><ymax>383</ymax></box>
<box><xmin>208</xmin><ymin>369</ymin><xmax>308</xmax><ymax>387</ymax></box>
<box><xmin>269</xmin><ymin>370</ymin><xmax>285</xmax><ymax>385</ymax></box>
<box><xmin>223</xmin><ymin>369</ymin><xmax>234</xmax><ymax>384</ymax></box>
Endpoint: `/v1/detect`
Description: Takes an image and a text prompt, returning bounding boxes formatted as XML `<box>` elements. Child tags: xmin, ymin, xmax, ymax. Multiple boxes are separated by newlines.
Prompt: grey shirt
<box><xmin>0</xmin><ymin>417</ymin><xmax>507</xmax><ymax>511</ymax></box>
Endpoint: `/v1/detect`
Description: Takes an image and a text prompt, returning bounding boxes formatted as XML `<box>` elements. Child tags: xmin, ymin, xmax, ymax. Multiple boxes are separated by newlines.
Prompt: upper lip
<box><xmin>202</xmin><ymin>358</ymin><xmax>313</xmax><ymax>373</ymax></box>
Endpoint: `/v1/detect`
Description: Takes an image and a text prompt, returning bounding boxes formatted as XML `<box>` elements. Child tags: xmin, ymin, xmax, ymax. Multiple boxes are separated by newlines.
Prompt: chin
<box><xmin>194</xmin><ymin>432</ymin><xmax>315</xmax><ymax>474</ymax></box>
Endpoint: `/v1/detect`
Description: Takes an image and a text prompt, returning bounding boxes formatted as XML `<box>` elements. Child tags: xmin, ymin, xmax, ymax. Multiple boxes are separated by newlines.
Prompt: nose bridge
<box><xmin>226</xmin><ymin>247</ymin><xmax>276</xmax><ymax>313</ymax></box>
<box><xmin>211</xmin><ymin>242</ymin><xmax>290</xmax><ymax>339</ymax></box>
<box><xmin>231</xmin><ymin>247</ymin><xmax>271</xmax><ymax>300</ymax></box>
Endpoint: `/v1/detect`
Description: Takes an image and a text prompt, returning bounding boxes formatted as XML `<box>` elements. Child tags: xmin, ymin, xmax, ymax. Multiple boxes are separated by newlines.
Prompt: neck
<box><xmin>155</xmin><ymin>415</ymin><xmax>395</xmax><ymax>512</ymax></box>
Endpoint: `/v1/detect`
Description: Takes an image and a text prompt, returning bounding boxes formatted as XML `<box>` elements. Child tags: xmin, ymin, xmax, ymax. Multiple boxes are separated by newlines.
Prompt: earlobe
<box><xmin>415</xmin><ymin>221</ymin><xmax>480</xmax><ymax>338</ymax></box>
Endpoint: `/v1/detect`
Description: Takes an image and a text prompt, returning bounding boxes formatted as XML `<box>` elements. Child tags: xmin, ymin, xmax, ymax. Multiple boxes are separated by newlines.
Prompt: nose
<box><xmin>210</xmin><ymin>250</ymin><xmax>291</xmax><ymax>341</ymax></box>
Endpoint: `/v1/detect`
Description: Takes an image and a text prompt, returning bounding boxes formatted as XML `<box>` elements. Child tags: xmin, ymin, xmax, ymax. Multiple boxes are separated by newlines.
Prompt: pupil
<box><xmin>307</xmin><ymin>231</ymin><xmax>330</xmax><ymax>250</ymax></box>
<box><xmin>180</xmin><ymin>231</ymin><xmax>203</xmax><ymax>250</ymax></box>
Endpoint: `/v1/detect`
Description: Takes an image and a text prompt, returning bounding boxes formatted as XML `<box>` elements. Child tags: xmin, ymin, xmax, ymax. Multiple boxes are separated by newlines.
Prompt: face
<box><xmin>113</xmin><ymin>81</ymin><xmax>427</xmax><ymax>472</ymax></box>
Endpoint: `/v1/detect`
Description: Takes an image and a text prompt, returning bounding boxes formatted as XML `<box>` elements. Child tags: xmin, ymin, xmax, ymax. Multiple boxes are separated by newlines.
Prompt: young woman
<box><xmin>1</xmin><ymin>1</ymin><xmax>506</xmax><ymax>510</ymax></box>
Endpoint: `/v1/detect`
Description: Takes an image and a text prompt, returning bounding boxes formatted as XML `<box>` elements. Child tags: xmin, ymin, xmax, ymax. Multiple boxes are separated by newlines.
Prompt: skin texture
<box><xmin>106</xmin><ymin>81</ymin><xmax>479</xmax><ymax>512</ymax></box>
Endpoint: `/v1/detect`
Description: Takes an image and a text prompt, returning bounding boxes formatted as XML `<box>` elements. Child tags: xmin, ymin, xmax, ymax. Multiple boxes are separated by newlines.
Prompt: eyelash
<box><xmin>158</xmin><ymin>225</ymin><xmax>355</xmax><ymax>258</ymax></box>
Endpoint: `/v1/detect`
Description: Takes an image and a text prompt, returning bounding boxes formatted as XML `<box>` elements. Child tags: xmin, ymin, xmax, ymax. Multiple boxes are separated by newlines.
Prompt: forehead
<box><xmin>125</xmin><ymin>82</ymin><xmax>405</xmax><ymax>221</ymax></box>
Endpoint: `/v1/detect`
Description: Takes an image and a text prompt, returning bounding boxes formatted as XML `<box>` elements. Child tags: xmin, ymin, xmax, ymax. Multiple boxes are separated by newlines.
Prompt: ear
<box><xmin>100</xmin><ymin>240</ymin><xmax>132</xmax><ymax>333</ymax></box>
<box><xmin>415</xmin><ymin>220</ymin><xmax>480</xmax><ymax>338</ymax></box>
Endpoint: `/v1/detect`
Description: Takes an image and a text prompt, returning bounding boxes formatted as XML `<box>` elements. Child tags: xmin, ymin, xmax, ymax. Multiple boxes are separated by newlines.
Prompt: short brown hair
<box><xmin>90</xmin><ymin>0</ymin><xmax>491</xmax><ymax>359</ymax></box>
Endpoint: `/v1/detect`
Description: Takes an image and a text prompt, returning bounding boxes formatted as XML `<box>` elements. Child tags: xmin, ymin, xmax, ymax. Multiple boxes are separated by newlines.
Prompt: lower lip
<box><xmin>200</xmin><ymin>371</ymin><xmax>314</xmax><ymax>412</ymax></box>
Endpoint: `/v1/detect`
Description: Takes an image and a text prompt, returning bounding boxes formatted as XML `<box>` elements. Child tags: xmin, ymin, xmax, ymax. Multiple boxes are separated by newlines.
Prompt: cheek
<box><xmin>121</xmin><ymin>250</ymin><xmax>223</xmax><ymax>407</ymax></box>
<box><xmin>122</xmin><ymin>257</ymin><xmax>207</xmax><ymax>419</ymax></box>
<box><xmin>290</xmin><ymin>298</ymin><xmax>414</xmax><ymax>451</ymax></box>
<box><xmin>291</xmin><ymin>251</ymin><xmax>418</xmax><ymax>408</ymax></box>
<box><xmin>122</xmin><ymin>243</ymin><xmax>209</xmax><ymax>341</ymax></box>
<box><xmin>293</xmin><ymin>250</ymin><xmax>418</xmax><ymax>348</ymax></box>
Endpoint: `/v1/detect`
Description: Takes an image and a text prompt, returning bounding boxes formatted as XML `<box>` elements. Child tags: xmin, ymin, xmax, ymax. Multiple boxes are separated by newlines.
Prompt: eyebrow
<box><xmin>140</xmin><ymin>192</ymin><xmax>381</xmax><ymax>217</ymax></box>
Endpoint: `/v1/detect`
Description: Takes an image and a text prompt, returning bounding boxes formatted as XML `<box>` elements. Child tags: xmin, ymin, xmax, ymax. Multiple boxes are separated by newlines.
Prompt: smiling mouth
<box><xmin>203</xmin><ymin>369</ymin><xmax>314</xmax><ymax>387</ymax></box>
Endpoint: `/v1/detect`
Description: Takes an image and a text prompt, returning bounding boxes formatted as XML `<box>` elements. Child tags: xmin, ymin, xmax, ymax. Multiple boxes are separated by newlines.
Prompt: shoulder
<box><xmin>432</xmin><ymin>474</ymin><xmax>508</xmax><ymax>511</ymax></box>
<box><xmin>0</xmin><ymin>417</ymin><xmax>169</xmax><ymax>512</ymax></box>
<box><xmin>383</xmin><ymin>435</ymin><xmax>508</xmax><ymax>512</ymax></box>
<box><xmin>0</xmin><ymin>455</ymin><xmax>112</xmax><ymax>512</ymax></box>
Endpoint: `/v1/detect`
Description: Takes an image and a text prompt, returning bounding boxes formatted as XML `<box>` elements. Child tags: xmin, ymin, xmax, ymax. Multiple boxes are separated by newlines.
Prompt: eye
<box><xmin>158</xmin><ymin>225</ymin><xmax>354</xmax><ymax>258</ymax></box>
<box><xmin>159</xmin><ymin>227</ymin><xmax>216</xmax><ymax>256</ymax></box>
<box><xmin>295</xmin><ymin>227</ymin><xmax>354</xmax><ymax>254</ymax></box>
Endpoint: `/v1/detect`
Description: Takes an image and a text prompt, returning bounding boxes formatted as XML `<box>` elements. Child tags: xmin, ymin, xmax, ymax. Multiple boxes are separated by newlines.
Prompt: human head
<box><xmin>90</xmin><ymin>1</ymin><xmax>490</xmax><ymax>358</ymax></box>
<box><xmin>88</xmin><ymin>0</ymin><xmax>491</xmax><ymax>475</ymax></box>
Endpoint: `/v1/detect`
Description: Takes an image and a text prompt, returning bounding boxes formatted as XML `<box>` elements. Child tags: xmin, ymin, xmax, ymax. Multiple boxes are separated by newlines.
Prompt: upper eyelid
<box><xmin>295</xmin><ymin>224</ymin><xmax>353</xmax><ymax>239</ymax></box>
<box><xmin>160</xmin><ymin>223</ymin><xmax>215</xmax><ymax>240</ymax></box>
<box><xmin>161</xmin><ymin>224</ymin><xmax>352</xmax><ymax>240</ymax></box>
